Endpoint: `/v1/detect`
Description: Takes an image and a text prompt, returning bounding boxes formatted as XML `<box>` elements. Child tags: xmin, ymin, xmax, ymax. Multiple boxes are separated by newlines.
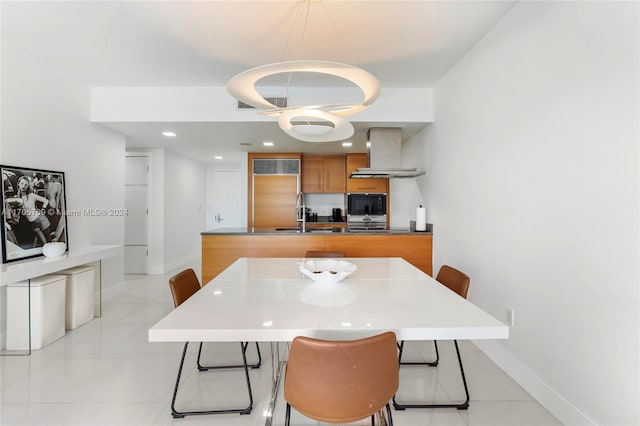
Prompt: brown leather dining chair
<box><xmin>284</xmin><ymin>331</ymin><xmax>399</xmax><ymax>425</ymax></box>
<box><xmin>168</xmin><ymin>268</ymin><xmax>261</xmax><ymax>418</ymax></box>
<box><xmin>394</xmin><ymin>265</ymin><xmax>471</xmax><ymax>410</ymax></box>
<box><xmin>304</xmin><ymin>250</ymin><xmax>345</xmax><ymax>258</ymax></box>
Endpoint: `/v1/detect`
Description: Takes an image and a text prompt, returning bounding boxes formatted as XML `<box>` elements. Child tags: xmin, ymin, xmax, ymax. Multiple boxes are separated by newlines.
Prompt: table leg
<box><xmin>265</xmin><ymin>342</ymin><xmax>288</xmax><ymax>426</ymax></box>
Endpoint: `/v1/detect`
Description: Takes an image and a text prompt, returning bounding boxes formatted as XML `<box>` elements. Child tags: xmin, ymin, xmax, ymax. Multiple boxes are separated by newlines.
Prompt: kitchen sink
<box><xmin>307</xmin><ymin>228</ymin><xmax>347</xmax><ymax>233</ymax></box>
<box><xmin>347</xmin><ymin>229</ymin><xmax>390</xmax><ymax>233</ymax></box>
<box><xmin>272</xmin><ymin>227</ymin><xmax>347</xmax><ymax>233</ymax></box>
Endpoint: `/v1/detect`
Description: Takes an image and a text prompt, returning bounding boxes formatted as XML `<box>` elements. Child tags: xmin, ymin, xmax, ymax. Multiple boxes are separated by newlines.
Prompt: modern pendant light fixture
<box><xmin>226</xmin><ymin>1</ymin><xmax>380</xmax><ymax>143</ymax></box>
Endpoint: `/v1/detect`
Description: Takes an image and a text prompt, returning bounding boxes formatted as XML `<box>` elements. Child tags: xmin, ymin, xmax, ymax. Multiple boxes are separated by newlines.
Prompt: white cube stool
<box><xmin>57</xmin><ymin>265</ymin><xmax>95</xmax><ymax>329</ymax></box>
<box><xmin>6</xmin><ymin>275</ymin><xmax>67</xmax><ymax>350</ymax></box>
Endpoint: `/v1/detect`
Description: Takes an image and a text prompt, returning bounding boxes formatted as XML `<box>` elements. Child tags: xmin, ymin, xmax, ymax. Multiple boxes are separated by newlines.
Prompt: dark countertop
<box><xmin>202</xmin><ymin>226</ymin><xmax>432</xmax><ymax>236</ymax></box>
<box><xmin>304</xmin><ymin>215</ymin><xmax>345</xmax><ymax>224</ymax></box>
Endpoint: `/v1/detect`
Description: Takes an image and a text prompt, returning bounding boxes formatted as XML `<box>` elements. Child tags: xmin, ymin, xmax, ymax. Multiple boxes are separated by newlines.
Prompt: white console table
<box><xmin>1</xmin><ymin>245</ymin><xmax>122</xmax><ymax>354</ymax></box>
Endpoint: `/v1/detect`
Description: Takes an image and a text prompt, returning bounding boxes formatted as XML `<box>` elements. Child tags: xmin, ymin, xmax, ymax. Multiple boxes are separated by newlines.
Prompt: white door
<box><xmin>211</xmin><ymin>170</ymin><xmax>241</xmax><ymax>229</ymax></box>
<box><xmin>124</xmin><ymin>156</ymin><xmax>149</xmax><ymax>274</ymax></box>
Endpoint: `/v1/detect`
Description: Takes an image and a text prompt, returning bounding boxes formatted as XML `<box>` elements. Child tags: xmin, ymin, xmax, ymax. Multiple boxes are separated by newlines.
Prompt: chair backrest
<box><xmin>168</xmin><ymin>268</ymin><xmax>201</xmax><ymax>308</ymax></box>
<box><xmin>436</xmin><ymin>265</ymin><xmax>470</xmax><ymax>299</ymax></box>
<box><xmin>304</xmin><ymin>250</ymin><xmax>345</xmax><ymax>258</ymax></box>
<box><xmin>284</xmin><ymin>331</ymin><xmax>399</xmax><ymax>424</ymax></box>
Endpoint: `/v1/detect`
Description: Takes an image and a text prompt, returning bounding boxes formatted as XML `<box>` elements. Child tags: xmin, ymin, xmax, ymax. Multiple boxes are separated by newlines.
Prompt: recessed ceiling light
<box><xmin>263</xmin><ymin>141</ymin><xmax>274</xmax><ymax>147</ymax></box>
<box><xmin>342</xmin><ymin>142</ymin><xmax>352</xmax><ymax>147</ymax></box>
<box><xmin>214</xmin><ymin>156</ymin><xmax>223</xmax><ymax>160</ymax></box>
<box><xmin>162</xmin><ymin>131</ymin><xmax>176</xmax><ymax>137</ymax></box>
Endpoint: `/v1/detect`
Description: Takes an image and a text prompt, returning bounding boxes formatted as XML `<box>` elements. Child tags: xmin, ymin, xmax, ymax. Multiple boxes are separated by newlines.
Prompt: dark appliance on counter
<box><xmin>332</xmin><ymin>208</ymin><xmax>343</xmax><ymax>222</ymax></box>
<box><xmin>347</xmin><ymin>193</ymin><xmax>387</xmax><ymax>230</ymax></box>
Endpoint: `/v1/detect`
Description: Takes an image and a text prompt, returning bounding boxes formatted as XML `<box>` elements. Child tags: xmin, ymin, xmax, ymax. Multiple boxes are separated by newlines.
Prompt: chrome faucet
<box><xmin>295</xmin><ymin>191</ymin><xmax>306</xmax><ymax>233</ymax></box>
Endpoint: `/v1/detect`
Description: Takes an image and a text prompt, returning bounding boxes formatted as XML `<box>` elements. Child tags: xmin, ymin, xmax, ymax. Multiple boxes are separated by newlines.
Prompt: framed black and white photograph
<box><xmin>1</xmin><ymin>165</ymin><xmax>68</xmax><ymax>263</ymax></box>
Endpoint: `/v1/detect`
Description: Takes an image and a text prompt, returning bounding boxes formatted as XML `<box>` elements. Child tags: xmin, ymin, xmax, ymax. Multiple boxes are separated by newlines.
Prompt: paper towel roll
<box><xmin>416</xmin><ymin>205</ymin><xmax>427</xmax><ymax>231</ymax></box>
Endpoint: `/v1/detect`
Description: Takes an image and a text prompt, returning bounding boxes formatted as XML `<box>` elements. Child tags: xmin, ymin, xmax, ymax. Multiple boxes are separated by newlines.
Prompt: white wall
<box><xmin>1</xmin><ymin>45</ymin><xmax>126</xmax><ymax>266</ymax></box>
<box><xmin>409</xmin><ymin>2</ymin><xmax>639</xmax><ymax>425</ymax></box>
<box><xmin>162</xmin><ymin>151</ymin><xmax>207</xmax><ymax>273</ymax></box>
<box><xmin>0</xmin><ymin>37</ymin><xmax>126</xmax><ymax>285</ymax></box>
<box><xmin>126</xmin><ymin>148</ymin><xmax>206</xmax><ymax>275</ymax></box>
<box><xmin>147</xmin><ymin>149</ymin><xmax>165</xmax><ymax>275</ymax></box>
<box><xmin>390</xmin><ymin>128</ymin><xmax>431</xmax><ymax>228</ymax></box>
<box><xmin>0</xmin><ymin>24</ymin><xmax>126</xmax><ymax>344</ymax></box>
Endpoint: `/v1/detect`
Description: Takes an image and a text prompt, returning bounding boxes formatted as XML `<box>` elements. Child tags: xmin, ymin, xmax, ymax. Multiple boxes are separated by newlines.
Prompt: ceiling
<box><xmin>3</xmin><ymin>1</ymin><xmax>517</xmax><ymax>164</ymax></box>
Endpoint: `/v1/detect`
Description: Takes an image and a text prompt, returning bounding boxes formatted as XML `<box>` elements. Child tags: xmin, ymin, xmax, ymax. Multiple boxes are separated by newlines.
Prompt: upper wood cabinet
<box><xmin>301</xmin><ymin>155</ymin><xmax>346</xmax><ymax>193</ymax></box>
<box><xmin>324</xmin><ymin>156</ymin><xmax>346</xmax><ymax>193</ymax></box>
<box><xmin>301</xmin><ymin>156</ymin><xmax>323</xmax><ymax>192</ymax></box>
<box><xmin>346</xmin><ymin>153</ymin><xmax>388</xmax><ymax>193</ymax></box>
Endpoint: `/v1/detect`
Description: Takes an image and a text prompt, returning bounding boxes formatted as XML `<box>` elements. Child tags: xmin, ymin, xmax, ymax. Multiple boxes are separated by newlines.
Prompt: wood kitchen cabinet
<box><xmin>202</xmin><ymin>232</ymin><xmax>432</xmax><ymax>283</ymax></box>
<box><xmin>247</xmin><ymin>152</ymin><xmax>301</xmax><ymax>228</ymax></box>
<box><xmin>253</xmin><ymin>175</ymin><xmax>298</xmax><ymax>228</ymax></box>
<box><xmin>301</xmin><ymin>155</ymin><xmax>346</xmax><ymax>193</ymax></box>
<box><xmin>346</xmin><ymin>153</ymin><xmax>388</xmax><ymax>193</ymax></box>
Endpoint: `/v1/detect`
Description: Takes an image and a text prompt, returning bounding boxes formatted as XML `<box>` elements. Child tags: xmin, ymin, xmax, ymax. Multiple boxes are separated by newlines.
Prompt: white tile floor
<box><xmin>1</xmin><ymin>262</ymin><xmax>562</xmax><ymax>426</ymax></box>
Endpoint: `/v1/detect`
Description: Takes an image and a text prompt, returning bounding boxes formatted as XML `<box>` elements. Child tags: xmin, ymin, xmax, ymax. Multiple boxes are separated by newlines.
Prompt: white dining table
<box><xmin>149</xmin><ymin>257</ymin><xmax>508</xmax><ymax>425</ymax></box>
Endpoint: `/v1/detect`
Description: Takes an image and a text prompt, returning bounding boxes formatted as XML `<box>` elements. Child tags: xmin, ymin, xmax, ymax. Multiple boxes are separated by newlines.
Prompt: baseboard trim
<box><xmin>145</xmin><ymin>253</ymin><xmax>200</xmax><ymax>276</ymax></box>
<box><xmin>147</xmin><ymin>265</ymin><xmax>165</xmax><ymax>275</ymax></box>
<box><xmin>101</xmin><ymin>280</ymin><xmax>126</xmax><ymax>301</ymax></box>
<box><xmin>473</xmin><ymin>340</ymin><xmax>596</xmax><ymax>426</ymax></box>
<box><xmin>163</xmin><ymin>253</ymin><xmax>199</xmax><ymax>275</ymax></box>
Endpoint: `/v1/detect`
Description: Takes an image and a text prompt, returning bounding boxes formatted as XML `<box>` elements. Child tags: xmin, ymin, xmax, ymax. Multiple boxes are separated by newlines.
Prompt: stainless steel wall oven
<box><xmin>346</xmin><ymin>193</ymin><xmax>387</xmax><ymax>230</ymax></box>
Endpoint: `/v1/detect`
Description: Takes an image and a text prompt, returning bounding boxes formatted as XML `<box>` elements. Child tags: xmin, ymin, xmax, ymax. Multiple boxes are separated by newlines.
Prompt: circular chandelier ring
<box><xmin>258</xmin><ymin>103</ymin><xmax>368</xmax><ymax>118</ymax></box>
<box><xmin>278</xmin><ymin>108</ymin><xmax>354</xmax><ymax>143</ymax></box>
<box><xmin>227</xmin><ymin>60</ymin><xmax>380</xmax><ymax>112</ymax></box>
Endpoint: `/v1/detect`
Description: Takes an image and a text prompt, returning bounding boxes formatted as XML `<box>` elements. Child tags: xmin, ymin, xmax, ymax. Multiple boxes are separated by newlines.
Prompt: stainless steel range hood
<box><xmin>350</xmin><ymin>128</ymin><xmax>425</xmax><ymax>179</ymax></box>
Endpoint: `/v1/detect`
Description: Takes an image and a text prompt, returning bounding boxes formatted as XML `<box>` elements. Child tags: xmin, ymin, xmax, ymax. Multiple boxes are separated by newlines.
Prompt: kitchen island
<box><xmin>201</xmin><ymin>227</ymin><xmax>432</xmax><ymax>284</ymax></box>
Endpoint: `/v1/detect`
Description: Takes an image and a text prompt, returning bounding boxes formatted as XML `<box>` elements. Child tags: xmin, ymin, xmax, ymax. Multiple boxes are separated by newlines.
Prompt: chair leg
<box><xmin>386</xmin><ymin>402</ymin><xmax>394</xmax><ymax>426</ymax></box>
<box><xmin>197</xmin><ymin>342</ymin><xmax>262</xmax><ymax>371</ymax></box>
<box><xmin>287</xmin><ymin>402</ymin><xmax>392</xmax><ymax>425</ymax></box>
<box><xmin>373</xmin><ymin>403</ymin><xmax>394</xmax><ymax>425</ymax></box>
<box><xmin>171</xmin><ymin>341</ymin><xmax>254</xmax><ymax>418</ymax></box>
<box><xmin>398</xmin><ymin>340</ymin><xmax>439</xmax><ymax>366</ymax></box>
<box><xmin>285</xmin><ymin>403</ymin><xmax>292</xmax><ymax>426</ymax></box>
<box><xmin>393</xmin><ymin>340</ymin><xmax>469</xmax><ymax>410</ymax></box>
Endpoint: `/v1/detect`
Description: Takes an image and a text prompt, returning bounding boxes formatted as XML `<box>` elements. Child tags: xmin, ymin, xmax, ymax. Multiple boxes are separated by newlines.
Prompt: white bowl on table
<box><xmin>299</xmin><ymin>259</ymin><xmax>357</xmax><ymax>284</ymax></box>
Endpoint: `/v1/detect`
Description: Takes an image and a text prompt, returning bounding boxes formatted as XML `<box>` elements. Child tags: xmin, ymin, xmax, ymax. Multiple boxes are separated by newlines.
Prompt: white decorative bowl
<box><xmin>299</xmin><ymin>259</ymin><xmax>357</xmax><ymax>284</ymax></box>
<box><xmin>42</xmin><ymin>242</ymin><xmax>66</xmax><ymax>257</ymax></box>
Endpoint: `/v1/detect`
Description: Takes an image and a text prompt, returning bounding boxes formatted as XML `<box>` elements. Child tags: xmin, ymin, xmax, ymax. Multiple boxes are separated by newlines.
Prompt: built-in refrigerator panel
<box><xmin>253</xmin><ymin>175</ymin><xmax>299</xmax><ymax>228</ymax></box>
<box><xmin>251</xmin><ymin>155</ymin><xmax>301</xmax><ymax>231</ymax></box>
